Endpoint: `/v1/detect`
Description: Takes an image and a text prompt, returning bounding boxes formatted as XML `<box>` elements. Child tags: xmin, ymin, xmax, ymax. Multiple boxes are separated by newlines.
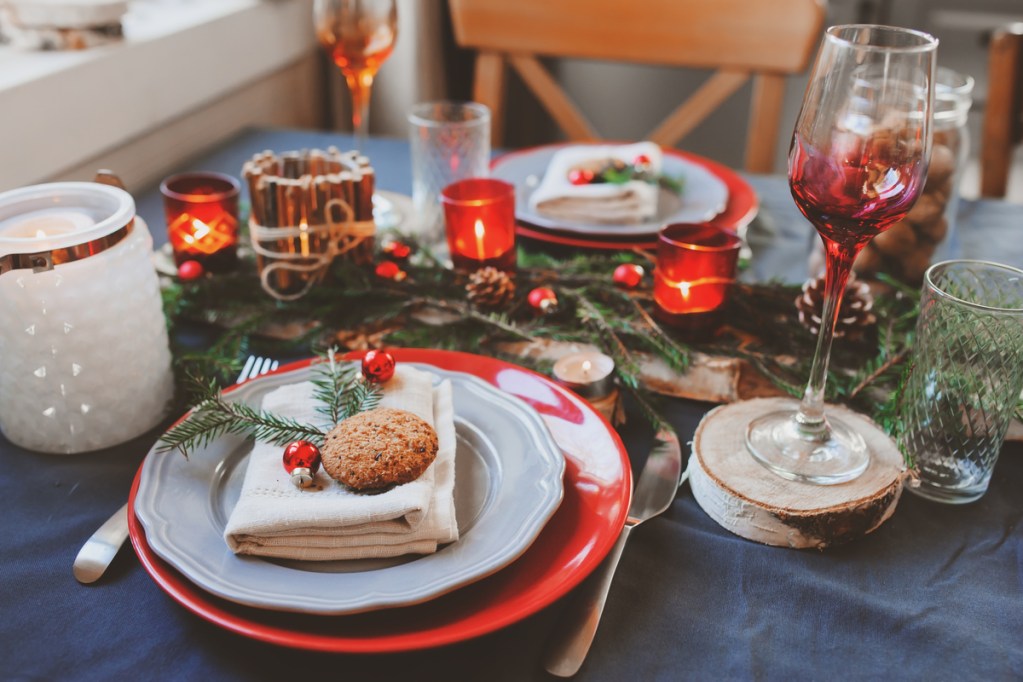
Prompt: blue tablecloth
<box><xmin>3</xmin><ymin>128</ymin><xmax>1021</xmax><ymax>681</ymax></box>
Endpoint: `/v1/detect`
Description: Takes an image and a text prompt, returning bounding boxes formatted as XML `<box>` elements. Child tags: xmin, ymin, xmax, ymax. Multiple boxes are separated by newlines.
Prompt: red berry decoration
<box><xmin>632</xmin><ymin>153</ymin><xmax>652</xmax><ymax>168</ymax></box>
<box><xmin>527</xmin><ymin>286</ymin><xmax>558</xmax><ymax>314</ymax></box>
<box><xmin>283</xmin><ymin>440</ymin><xmax>321</xmax><ymax>489</ymax></box>
<box><xmin>568</xmin><ymin>168</ymin><xmax>595</xmax><ymax>186</ymax></box>
<box><xmin>361</xmin><ymin>349</ymin><xmax>396</xmax><ymax>384</ymax></box>
<box><xmin>375</xmin><ymin>260</ymin><xmax>407</xmax><ymax>282</ymax></box>
<box><xmin>613</xmin><ymin>263</ymin><xmax>645</xmax><ymax>288</ymax></box>
<box><xmin>177</xmin><ymin>259</ymin><xmax>204</xmax><ymax>281</ymax></box>
<box><xmin>382</xmin><ymin>241</ymin><xmax>412</xmax><ymax>261</ymax></box>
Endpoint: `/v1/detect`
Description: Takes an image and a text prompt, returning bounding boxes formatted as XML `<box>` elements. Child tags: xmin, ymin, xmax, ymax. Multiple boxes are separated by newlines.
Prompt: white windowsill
<box><xmin>0</xmin><ymin>0</ymin><xmax>316</xmax><ymax>192</ymax></box>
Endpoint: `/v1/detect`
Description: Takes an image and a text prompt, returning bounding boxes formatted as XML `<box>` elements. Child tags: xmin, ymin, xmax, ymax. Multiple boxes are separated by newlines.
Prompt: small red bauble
<box><xmin>632</xmin><ymin>153</ymin><xmax>652</xmax><ymax>167</ymax></box>
<box><xmin>613</xmin><ymin>263</ymin><xmax>645</xmax><ymax>288</ymax></box>
<box><xmin>375</xmin><ymin>260</ymin><xmax>407</xmax><ymax>282</ymax></box>
<box><xmin>382</xmin><ymin>241</ymin><xmax>412</xmax><ymax>261</ymax></box>
<box><xmin>178</xmin><ymin>259</ymin><xmax>204</xmax><ymax>281</ymax></box>
<box><xmin>283</xmin><ymin>440</ymin><xmax>321</xmax><ymax>489</ymax></box>
<box><xmin>568</xmin><ymin>168</ymin><xmax>594</xmax><ymax>186</ymax></box>
<box><xmin>362</xmin><ymin>349</ymin><xmax>396</xmax><ymax>384</ymax></box>
<box><xmin>527</xmin><ymin>286</ymin><xmax>558</xmax><ymax>314</ymax></box>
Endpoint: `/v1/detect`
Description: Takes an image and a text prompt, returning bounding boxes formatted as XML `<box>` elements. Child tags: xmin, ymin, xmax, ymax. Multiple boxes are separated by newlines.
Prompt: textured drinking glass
<box><xmin>408</xmin><ymin>101</ymin><xmax>490</xmax><ymax>246</ymax></box>
<box><xmin>901</xmin><ymin>260</ymin><xmax>1023</xmax><ymax>503</ymax></box>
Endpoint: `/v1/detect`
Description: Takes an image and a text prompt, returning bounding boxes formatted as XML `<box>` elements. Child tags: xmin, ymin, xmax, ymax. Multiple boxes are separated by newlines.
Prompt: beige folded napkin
<box><xmin>224</xmin><ymin>365</ymin><xmax>458</xmax><ymax>561</ymax></box>
<box><xmin>529</xmin><ymin>141</ymin><xmax>663</xmax><ymax>225</ymax></box>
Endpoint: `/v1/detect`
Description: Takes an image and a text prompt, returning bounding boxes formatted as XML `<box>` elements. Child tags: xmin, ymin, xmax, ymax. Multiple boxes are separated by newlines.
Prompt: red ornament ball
<box><xmin>382</xmin><ymin>240</ymin><xmax>412</xmax><ymax>261</ymax></box>
<box><xmin>613</xmin><ymin>263</ymin><xmax>645</xmax><ymax>288</ymax></box>
<box><xmin>362</xmin><ymin>349</ymin><xmax>396</xmax><ymax>384</ymax></box>
<box><xmin>177</xmin><ymin>259</ymin><xmax>204</xmax><ymax>281</ymax></box>
<box><xmin>568</xmin><ymin>168</ymin><xmax>595</xmax><ymax>186</ymax></box>
<box><xmin>375</xmin><ymin>260</ymin><xmax>407</xmax><ymax>282</ymax></box>
<box><xmin>283</xmin><ymin>440</ymin><xmax>321</xmax><ymax>489</ymax></box>
<box><xmin>527</xmin><ymin>286</ymin><xmax>558</xmax><ymax>313</ymax></box>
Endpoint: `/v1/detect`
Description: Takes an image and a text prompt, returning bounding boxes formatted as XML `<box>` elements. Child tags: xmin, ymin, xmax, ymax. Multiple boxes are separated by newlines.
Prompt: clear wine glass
<box><xmin>314</xmin><ymin>0</ymin><xmax>398</xmax><ymax>152</ymax></box>
<box><xmin>746</xmin><ymin>25</ymin><xmax>938</xmax><ymax>484</ymax></box>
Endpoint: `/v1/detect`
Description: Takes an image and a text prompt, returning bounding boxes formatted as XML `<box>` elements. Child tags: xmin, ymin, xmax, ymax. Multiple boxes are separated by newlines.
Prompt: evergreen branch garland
<box><xmin>159</xmin><ymin>239</ymin><xmax>935</xmax><ymax>442</ymax></box>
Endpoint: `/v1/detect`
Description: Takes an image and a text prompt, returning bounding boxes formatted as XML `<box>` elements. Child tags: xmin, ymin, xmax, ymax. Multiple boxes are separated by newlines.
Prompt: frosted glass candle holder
<box><xmin>0</xmin><ymin>182</ymin><xmax>174</xmax><ymax>454</ymax></box>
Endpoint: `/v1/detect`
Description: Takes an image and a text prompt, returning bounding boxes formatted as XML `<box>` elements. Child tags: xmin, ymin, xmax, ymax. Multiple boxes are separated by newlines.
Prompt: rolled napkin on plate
<box><xmin>529</xmin><ymin>141</ymin><xmax>663</xmax><ymax>225</ymax></box>
<box><xmin>224</xmin><ymin>365</ymin><xmax>458</xmax><ymax>561</ymax></box>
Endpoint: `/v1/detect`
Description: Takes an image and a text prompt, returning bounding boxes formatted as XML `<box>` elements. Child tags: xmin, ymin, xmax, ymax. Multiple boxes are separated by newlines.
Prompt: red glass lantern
<box><xmin>441</xmin><ymin>178</ymin><xmax>516</xmax><ymax>273</ymax></box>
<box><xmin>160</xmin><ymin>172</ymin><xmax>240</xmax><ymax>272</ymax></box>
<box><xmin>653</xmin><ymin>223</ymin><xmax>742</xmax><ymax>332</ymax></box>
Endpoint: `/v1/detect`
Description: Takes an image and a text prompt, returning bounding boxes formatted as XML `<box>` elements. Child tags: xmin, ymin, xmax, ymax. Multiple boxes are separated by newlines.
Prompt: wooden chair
<box><xmin>448</xmin><ymin>0</ymin><xmax>825</xmax><ymax>173</ymax></box>
<box><xmin>980</xmin><ymin>23</ymin><xmax>1023</xmax><ymax>198</ymax></box>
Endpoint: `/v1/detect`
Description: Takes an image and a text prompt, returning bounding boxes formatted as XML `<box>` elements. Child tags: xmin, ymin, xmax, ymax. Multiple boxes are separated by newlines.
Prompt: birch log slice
<box><xmin>690</xmin><ymin>397</ymin><xmax>905</xmax><ymax>549</ymax></box>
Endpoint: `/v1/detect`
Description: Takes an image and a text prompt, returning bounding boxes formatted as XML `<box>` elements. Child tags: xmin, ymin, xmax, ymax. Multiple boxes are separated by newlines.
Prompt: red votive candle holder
<box><xmin>441</xmin><ymin>178</ymin><xmax>516</xmax><ymax>272</ymax></box>
<box><xmin>160</xmin><ymin>171</ymin><xmax>240</xmax><ymax>272</ymax></box>
<box><xmin>654</xmin><ymin>223</ymin><xmax>742</xmax><ymax>333</ymax></box>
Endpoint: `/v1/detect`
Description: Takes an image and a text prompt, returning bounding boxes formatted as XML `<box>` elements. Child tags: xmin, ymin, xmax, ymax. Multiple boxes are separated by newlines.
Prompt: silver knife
<box><xmin>73</xmin><ymin>502</ymin><xmax>129</xmax><ymax>584</ymax></box>
<box><xmin>543</xmin><ymin>427</ymin><xmax>686</xmax><ymax>677</ymax></box>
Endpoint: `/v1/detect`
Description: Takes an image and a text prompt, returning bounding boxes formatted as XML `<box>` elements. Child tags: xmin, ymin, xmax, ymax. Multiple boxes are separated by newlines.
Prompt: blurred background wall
<box><xmin>348</xmin><ymin>0</ymin><xmax>1022</xmax><ymax>200</ymax></box>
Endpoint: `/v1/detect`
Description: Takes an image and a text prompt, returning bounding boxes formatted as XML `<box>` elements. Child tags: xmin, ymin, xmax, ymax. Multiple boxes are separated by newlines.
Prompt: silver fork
<box><xmin>73</xmin><ymin>355</ymin><xmax>277</xmax><ymax>584</ymax></box>
<box><xmin>236</xmin><ymin>355</ymin><xmax>279</xmax><ymax>384</ymax></box>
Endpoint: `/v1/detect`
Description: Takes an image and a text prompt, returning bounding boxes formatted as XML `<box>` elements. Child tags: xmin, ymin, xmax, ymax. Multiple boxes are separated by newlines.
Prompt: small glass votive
<box><xmin>653</xmin><ymin>223</ymin><xmax>742</xmax><ymax>332</ymax></box>
<box><xmin>408</xmin><ymin>101</ymin><xmax>491</xmax><ymax>247</ymax></box>
<box><xmin>441</xmin><ymin>178</ymin><xmax>516</xmax><ymax>273</ymax></box>
<box><xmin>900</xmin><ymin>260</ymin><xmax>1023</xmax><ymax>504</ymax></box>
<box><xmin>160</xmin><ymin>172</ymin><xmax>240</xmax><ymax>272</ymax></box>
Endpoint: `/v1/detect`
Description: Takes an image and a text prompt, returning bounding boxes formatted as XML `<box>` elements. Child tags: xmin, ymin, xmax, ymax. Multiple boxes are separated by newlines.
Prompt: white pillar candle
<box><xmin>0</xmin><ymin>183</ymin><xmax>174</xmax><ymax>454</ymax></box>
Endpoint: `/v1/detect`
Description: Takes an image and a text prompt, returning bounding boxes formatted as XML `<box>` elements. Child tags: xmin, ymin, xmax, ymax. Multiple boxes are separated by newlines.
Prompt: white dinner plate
<box><xmin>134</xmin><ymin>363</ymin><xmax>565</xmax><ymax>615</ymax></box>
<box><xmin>491</xmin><ymin>143</ymin><xmax>730</xmax><ymax>236</ymax></box>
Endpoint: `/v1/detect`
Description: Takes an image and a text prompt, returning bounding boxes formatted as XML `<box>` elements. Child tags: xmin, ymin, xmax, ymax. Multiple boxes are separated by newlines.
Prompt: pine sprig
<box><xmin>342</xmin><ymin>379</ymin><xmax>383</xmax><ymax>420</ymax></box>
<box><xmin>311</xmin><ymin>347</ymin><xmax>355</xmax><ymax>425</ymax></box>
<box><xmin>157</xmin><ymin>378</ymin><xmax>325</xmax><ymax>457</ymax></box>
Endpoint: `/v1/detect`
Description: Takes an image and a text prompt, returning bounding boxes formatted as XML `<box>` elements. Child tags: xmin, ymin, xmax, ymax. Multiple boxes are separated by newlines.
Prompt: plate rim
<box><xmin>134</xmin><ymin>362</ymin><xmax>566</xmax><ymax>615</ymax></box>
<box><xmin>128</xmin><ymin>348</ymin><xmax>633</xmax><ymax>653</ymax></box>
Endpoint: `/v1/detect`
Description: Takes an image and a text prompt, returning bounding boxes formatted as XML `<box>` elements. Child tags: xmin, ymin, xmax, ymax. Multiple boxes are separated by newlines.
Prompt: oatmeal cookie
<box><xmin>321</xmin><ymin>407</ymin><xmax>439</xmax><ymax>491</ymax></box>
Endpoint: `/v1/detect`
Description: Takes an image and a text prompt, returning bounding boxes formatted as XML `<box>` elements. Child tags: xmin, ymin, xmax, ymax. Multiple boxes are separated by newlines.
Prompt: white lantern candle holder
<box><xmin>0</xmin><ymin>182</ymin><xmax>174</xmax><ymax>454</ymax></box>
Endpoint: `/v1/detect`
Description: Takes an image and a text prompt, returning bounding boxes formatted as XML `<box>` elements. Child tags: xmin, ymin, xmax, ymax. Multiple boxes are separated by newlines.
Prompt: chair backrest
<box><xmin>448</xmin><ymin>0</ymin><xmax>825</xmax><ymax>173</ymax></box>
<box><xmin>980</xmin><ymin>24</ymin><xmax>1023</xmax><ymax>199</ymax></box>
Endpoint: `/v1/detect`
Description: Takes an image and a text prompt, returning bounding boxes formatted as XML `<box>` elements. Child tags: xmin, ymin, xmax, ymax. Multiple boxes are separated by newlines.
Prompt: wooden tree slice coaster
<box><xmin>690</xmin><ymin>397</ymin><xmax>906</xmax><ymax>549</ymax></box>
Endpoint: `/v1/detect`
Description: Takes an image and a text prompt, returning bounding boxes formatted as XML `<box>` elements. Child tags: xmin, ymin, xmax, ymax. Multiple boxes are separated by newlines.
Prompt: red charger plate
<box><xmin>493</xmin><ymin>144</ymin><xmax>759</xmax><ymax>251</ymax></box>
<box><xmin>128</xmin><ymin>348</ymin><xmax>632</xmax><ymax>653</ymax></box>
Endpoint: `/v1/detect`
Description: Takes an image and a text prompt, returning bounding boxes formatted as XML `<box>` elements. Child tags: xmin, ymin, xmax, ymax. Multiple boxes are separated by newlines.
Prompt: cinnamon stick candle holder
<box><xmin>242</xmin><ymin>147</ymin><xmax>376</xmax><ymax>301</ymax></box>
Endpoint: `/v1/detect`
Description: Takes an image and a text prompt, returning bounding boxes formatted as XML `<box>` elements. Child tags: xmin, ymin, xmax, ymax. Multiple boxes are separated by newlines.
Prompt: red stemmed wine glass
<box><xmin>746</xmin><ymin>25</ymin><xmax>938</xmax><ymax>484</ymax></box>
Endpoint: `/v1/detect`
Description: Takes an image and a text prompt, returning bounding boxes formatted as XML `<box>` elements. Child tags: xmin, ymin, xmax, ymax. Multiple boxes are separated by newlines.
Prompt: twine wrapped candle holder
<box><xmin>243</xmin><ymin>148</ymin><xmax>376</xmax><ymax>301</ymax></box>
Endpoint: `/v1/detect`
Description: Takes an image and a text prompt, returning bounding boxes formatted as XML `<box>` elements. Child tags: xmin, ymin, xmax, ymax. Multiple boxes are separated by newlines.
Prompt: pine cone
<box><xmin>466</xmin><ymin>267</ymin><xmax>516</xmax><ymax>310</ymax></box>
<box><xmin>795</xmin><ymin>274</ymin><xmax>877</xmax><ymax>340</ymax></box>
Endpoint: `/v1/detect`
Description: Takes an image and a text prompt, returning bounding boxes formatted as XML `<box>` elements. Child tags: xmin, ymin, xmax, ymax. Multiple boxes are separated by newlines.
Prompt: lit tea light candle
<box><xmin>160</xmin><ymin>171</ymin><xmax>240</xmax><ymax>272</ymax></box>
<box><xmin>552</xmin><ymin>351</ymin><xmax>616</xmax><ymax>400</ymax></box>
<box><xmin>441</xmin><ymin>178</ymin><xmax>516</xmax><ymax>272</ymax></box>
<box><xmin>0</xmin><ymin>182</ymin><xmax>174</xmax><ymax>454</ymax></box>
<box><xmin>2</xmin><ymin>209</ymin><xmax>96</xmax><ymax>239</ymax></box>
<box><xmin>552</xmin><ymin>351</ymin><xmax>621</xmax><ymax>424</ymax></box>
<box><xmin>654</xmin><ymin>223</ymin><xmax>742</xmax><ymax>333</ymax></box>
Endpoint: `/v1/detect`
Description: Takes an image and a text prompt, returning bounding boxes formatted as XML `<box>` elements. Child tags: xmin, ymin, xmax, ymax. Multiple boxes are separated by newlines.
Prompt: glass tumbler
<box><xmin>408</xmin><ymin>101</ymin><xmax>491</xmax><ymax>248</ymax></box>
<box><xmin>901</xmin><ymin>260</ymin><xmax>1023</xmax><ymax>503</ymax></box>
